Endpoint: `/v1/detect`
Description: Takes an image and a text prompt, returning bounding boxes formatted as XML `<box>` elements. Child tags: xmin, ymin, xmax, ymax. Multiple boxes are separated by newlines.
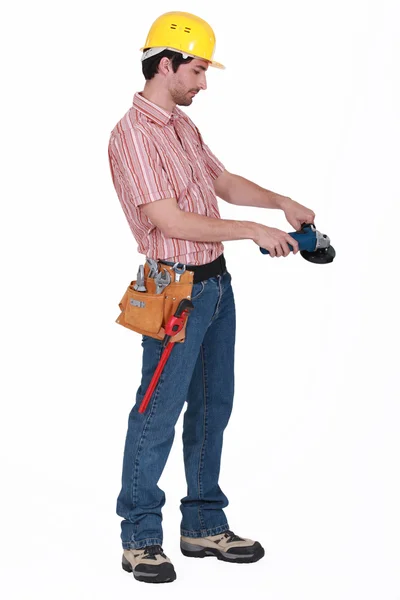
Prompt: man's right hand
<box><xmin>252</xmin><ymin>224</ymin><xmax>299</xmax><ymax>257</ymax></box>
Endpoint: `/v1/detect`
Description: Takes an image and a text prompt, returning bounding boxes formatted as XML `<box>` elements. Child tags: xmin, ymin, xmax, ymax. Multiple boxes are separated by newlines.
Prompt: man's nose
<box><xmin>199</xmin><ymin>75</ymin><xmax>207</xmax><ymax>91</ymax></box>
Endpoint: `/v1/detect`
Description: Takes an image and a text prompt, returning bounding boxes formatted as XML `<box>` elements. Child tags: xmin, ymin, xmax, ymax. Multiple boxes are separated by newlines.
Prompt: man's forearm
<box><xmin>226</xmin><ymin>173</ymin><xmax>290</xmax><ymax>209</ymax></box>
<box><xmin>166</xmin><ymin>210</ymin><xmax>257</xmax><ymax>243</ymax></box>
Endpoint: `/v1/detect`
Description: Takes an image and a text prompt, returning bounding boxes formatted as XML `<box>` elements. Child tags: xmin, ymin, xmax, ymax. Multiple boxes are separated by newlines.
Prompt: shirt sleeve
<box><xmin>108</xmin><ymin>128</ymin><xmax>175</xmax><ymax>207</ymax></box>
<box><xmin>196</xmin><ymin>128</ymin><xmax>225</xmax><ymax>180</ymax></box>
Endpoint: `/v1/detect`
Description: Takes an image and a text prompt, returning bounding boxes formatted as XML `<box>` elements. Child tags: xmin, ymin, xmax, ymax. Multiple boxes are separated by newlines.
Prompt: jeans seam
<box><xmin>191</xmin><ymin>280</ymin><xmax>206</xmax><ymax>301</ymax></box>
<box><xmin>211</xmin><ymin>275</ymin><xmax>223</xmax><ymax>321</ymax></box>
<box><xmin>131</xmin><ymin>342</ymin><xmax>164</xmax><ymax>511</ymax></box>
<box><xmin>197</xmin><ymin>343</ymin><xmax>208</xmax><ymax>530</ymax></box>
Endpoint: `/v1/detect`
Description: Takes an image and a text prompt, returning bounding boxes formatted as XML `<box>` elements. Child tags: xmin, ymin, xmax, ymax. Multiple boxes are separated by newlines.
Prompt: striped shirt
<box><xmin>108</xmin><ymin>92</ymin><xmax>225</xmax><ymax>265</ymax></box>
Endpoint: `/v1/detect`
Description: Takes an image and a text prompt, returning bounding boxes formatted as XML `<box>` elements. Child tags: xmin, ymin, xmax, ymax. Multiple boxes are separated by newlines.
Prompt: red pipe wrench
<box><xmin>138</xmin><ymin>299</ymin><xmax>194</xmax><ymax>414</ymax></box>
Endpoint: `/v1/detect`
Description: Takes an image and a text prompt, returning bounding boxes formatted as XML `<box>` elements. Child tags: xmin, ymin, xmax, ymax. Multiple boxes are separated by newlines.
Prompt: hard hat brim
<box><xmin>209</xmin><ymin>60</ymin><xmax>225</xmax><ymax>70</ymax></box>
<box><xmin>139</xmin><ymin>46</ymin><xmax>225</xmax><ymax>69</ymax></box>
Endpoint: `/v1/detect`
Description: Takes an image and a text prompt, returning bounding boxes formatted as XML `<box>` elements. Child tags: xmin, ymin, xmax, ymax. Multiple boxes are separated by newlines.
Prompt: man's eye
<box><xmin>194</xmin><ymin>70</ymin><xmax>200</xmax><ymax>75</ymax></box>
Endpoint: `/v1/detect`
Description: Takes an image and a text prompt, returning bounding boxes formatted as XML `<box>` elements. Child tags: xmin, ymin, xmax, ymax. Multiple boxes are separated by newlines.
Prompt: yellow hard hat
<box><xmin>140</xmin><ymin>11</ymin><xmax>225</xmax><ymax>70</ymax></box>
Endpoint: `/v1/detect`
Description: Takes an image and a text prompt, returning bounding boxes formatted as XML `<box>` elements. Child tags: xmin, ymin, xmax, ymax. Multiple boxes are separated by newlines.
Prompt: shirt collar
<box><xmin>133</xmin><ymin>92</ymin><xmax>181</xmax><ymax>126</ymax></box>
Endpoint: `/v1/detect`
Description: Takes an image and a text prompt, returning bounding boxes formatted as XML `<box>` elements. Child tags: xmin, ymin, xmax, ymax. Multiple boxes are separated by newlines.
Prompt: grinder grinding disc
<box><xmin>300</xmin><ymin>245</ymin><xmax>336</xmax><ymax>264</ymax></box>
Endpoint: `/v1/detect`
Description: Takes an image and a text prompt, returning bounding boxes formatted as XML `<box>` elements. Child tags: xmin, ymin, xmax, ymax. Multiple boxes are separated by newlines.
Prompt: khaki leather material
<box><xmin>180</xmin><ymin>531</ymin><xmax>256</xmax><ymax>551</ymax></box>
<box><xmin>116</xmin><ymin>262</ymin><xmax>194</xmax><ymax>343</ymax></box>
<box><xmin>123</xmin><ymin>547</ymin><xmax>172</xmax><ymax>568</ymax></box>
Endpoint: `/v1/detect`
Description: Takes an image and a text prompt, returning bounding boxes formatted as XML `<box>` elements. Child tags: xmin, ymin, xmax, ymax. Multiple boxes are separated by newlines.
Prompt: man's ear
<box><xmin>158</xmin><ymin>57</ymin><xmax>172</xmax><ymax>75</ymax></box>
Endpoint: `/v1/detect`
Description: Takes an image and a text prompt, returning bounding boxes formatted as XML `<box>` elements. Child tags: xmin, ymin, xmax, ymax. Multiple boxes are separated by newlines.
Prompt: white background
<box><xmin>1</xmin><ymin>0</ymin><xmax>399</xmax><ymax>598</ymax></box>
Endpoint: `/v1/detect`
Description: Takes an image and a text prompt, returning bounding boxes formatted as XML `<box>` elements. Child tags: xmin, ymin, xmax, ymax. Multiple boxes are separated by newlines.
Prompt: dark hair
<box><xmin>142</xmin><ymin>49</ymin><xmax>194</xmax><ymax>80</ymax></box>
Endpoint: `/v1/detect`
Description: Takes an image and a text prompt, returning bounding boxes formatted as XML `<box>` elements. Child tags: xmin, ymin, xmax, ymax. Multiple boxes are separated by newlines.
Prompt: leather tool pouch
<box><xmin>116</xmin><ymin>262</ymin><xmax>194</xmax><ymax>343</ymax></box>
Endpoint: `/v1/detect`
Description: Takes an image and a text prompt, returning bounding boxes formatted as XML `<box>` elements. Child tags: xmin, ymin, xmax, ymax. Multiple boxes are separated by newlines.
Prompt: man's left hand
<box><xmin>281</xmin><ymin>197</ymin><xmax>316</xmax><ymax>231</ymax></box>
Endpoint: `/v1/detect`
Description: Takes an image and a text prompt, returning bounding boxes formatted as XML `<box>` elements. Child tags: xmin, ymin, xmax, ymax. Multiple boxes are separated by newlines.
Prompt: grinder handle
<box><xmin>259</xmin><ymin>223</ymin><xmax>316</xmax><ymax>255</ymax></box>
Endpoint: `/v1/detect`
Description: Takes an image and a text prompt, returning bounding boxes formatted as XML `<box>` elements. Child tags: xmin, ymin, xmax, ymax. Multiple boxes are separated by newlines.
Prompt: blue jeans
<box><xmin>116</xmin><ymin>270</ymin><xmax>236</xmax><ymax>549</ymax></box>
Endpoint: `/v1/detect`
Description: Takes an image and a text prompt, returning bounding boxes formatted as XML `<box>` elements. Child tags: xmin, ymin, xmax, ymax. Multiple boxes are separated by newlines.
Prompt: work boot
<box><xmin>122</xmin><ymin>544</ymin><xmax>176</xmax><ymax>583</ymax></box>
<box><xmin>180</xmin><ymin>529</ymin><xmax>265</xmax><ymax>563</ymax></box>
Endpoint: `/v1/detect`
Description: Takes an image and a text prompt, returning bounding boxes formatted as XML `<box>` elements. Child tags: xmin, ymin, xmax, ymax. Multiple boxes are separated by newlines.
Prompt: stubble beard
<box><xmin>170</xmin><ymin>82</ymin><xmax>194</xmax><ymax>107</ymax></box>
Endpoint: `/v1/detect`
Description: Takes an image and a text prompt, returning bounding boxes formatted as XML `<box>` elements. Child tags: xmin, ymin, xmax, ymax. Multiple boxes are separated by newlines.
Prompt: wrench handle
<box><xmin>138</xmin><ymin>343</ymin><xmax>174</xmax><ymax>413</ymax></box>
<box><xmin>138</xmin><ymin>299</ymin><xmax>194</xmax><ymax>413</ymax></box>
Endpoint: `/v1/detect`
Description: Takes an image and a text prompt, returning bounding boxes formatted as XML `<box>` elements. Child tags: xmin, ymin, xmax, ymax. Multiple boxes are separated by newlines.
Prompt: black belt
<box><xmin>158</xmin><ymin>253</ymin><xmax>227</xmax><ymax>283</ymax></box>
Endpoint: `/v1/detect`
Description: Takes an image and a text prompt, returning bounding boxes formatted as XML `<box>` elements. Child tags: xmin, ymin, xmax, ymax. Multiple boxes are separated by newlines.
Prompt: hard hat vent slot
<box><xmin>169</xmin><ymin>23</ymin><xmax>191</xmax><ymax>33</ymax></box>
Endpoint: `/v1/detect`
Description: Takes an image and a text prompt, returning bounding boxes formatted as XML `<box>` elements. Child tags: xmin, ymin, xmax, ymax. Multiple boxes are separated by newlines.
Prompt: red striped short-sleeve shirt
<box><xmin>108</xmin><ymin>92</ymin><xmax>225</xmax><ymax>265</ymax></box>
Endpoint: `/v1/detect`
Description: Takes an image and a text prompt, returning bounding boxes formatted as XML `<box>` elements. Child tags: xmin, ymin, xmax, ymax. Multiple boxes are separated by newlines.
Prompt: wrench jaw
<box><xmin>154</xmin><ymin>268</ymin><xmax>171</xmax><ymax>294</ymax></box>
<box><xmin>172</xmin><ymin>262</ymin><xmax>186</xmax><ymax>283</ymax></box>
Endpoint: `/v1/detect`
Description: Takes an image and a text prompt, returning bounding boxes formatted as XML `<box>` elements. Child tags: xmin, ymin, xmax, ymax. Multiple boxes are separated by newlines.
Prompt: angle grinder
<box><xmin>259</xmin><ymin>223</ymin><xmax>336</xmax><ymax>264</ymax></box>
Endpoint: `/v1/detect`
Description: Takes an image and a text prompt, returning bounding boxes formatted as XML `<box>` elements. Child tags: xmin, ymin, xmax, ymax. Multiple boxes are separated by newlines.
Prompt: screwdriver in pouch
<box><xmin>138</xmin><ymin>299</ymin><xmax>194</xmax><ymax>414</ymax></box>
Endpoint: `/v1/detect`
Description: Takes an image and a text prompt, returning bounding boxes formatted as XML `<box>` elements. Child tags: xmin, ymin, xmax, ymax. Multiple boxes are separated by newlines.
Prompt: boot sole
<box><xmin>122</xmin><ymin>555</ymin><xmax>176</xmax><ymax>583</ymax></box>
<box><xmin>180</xmin><ymin>541</ymin><xmax>265</xmax><ymax>564</ymax></box>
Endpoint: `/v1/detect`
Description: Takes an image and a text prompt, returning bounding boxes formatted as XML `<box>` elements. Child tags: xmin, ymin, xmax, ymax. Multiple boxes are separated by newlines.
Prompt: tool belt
<box><xmin>116</xmin><ymin>254</ymin><xmax>226</xmax><ymax>343</ymax></box>
<box><xmin>159</xmin><ymin>253</ymin><xmax>226</xmax><ymax>284</ymax></box>
<box><xmin>116</xmin><ymin>262</ymin><xmax>193</xmax><ymax>343</ymax></box>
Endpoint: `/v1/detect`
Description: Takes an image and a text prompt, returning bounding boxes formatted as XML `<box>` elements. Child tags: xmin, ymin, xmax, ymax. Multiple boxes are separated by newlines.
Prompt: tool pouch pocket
<box><xmin>116</xmin><ymin>262</ymin><xmax>194</xmax><ymax>343</ymax></box>
<box><xmin>119</xmin><ymin>286</ymin><xmax>165</xmax><ymax>334</ymax></box>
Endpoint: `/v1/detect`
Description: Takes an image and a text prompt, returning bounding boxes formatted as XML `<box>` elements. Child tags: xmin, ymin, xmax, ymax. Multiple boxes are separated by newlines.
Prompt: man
<box><xmin>108</xmin><ymin>11</ymin><xmax>315</xmax><ymax>584</ymax></box>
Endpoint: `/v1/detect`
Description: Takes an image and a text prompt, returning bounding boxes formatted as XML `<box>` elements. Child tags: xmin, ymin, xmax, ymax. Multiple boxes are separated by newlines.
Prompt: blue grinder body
<box><xmin>259</xmin><ymin>223</ymin><xmax>336</xmax><ymax>263</ymax></box>
<box><xmin>259</xmin><ymin>224</ymin><xmax>317</xmax><ymax>254</ymax></box>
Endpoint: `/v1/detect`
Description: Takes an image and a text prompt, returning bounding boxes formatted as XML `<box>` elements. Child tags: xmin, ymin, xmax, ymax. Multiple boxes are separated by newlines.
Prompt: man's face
<box><xmin>168</xmin><ymin>58</ymin><xmax>209</xmax><ymax>106</ymax></box>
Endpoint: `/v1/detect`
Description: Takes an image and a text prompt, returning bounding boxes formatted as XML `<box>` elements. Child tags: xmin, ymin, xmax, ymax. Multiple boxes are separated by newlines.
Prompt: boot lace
<box><xmin>142</xmin><ymin>544</ymin><xmax>167</xmax><ymax>560</ymax></box>
<box><xmin>223</xmin><ymin>530</ymin><xmax>244</xmax><ymax>543</ymax></box>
